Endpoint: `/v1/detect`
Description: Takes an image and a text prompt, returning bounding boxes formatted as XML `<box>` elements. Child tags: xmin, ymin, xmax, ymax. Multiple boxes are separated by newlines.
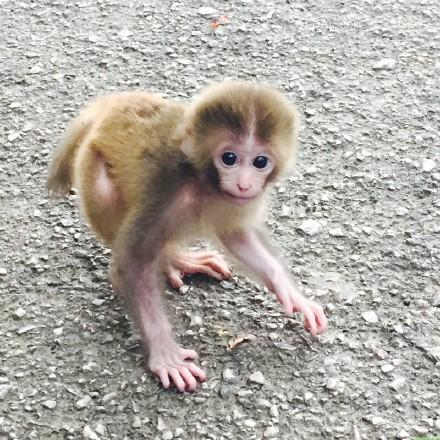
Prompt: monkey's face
<box><xmin>212</xmin><ymin>142</ymin><xmax>275</xmax><ymax>205</ymax></box>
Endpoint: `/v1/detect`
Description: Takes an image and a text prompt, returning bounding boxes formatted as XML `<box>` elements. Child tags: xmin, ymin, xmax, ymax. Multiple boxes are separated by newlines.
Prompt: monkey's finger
<box><xmin>199</xmin><ymin>257</ymin><xmax>232</xmax><ymax>277</ymax></box>
<box><xmin>278</xmin><ymin>293</ymin><xmax>294</xmax><ymax>316</ymax></box>
<box><xmin>178</xmin><ymin>366</ymin><xmax>198</xmax><ymax>391</ymax></box>
<box><xmin>168</xmin><ymin>368</ymin><xmax>187</xmax><ymax>393</ymax></box>
<box><xmin>183</xmin><ymin>264</ymin><xmax>224</xmax><ymax>280</ymax></box>
<box><xmin>186</xmin><ymin>363</ymin><xmax>207</xmax><ymax>382</ymax></box>
<box><xmin>157</xmin><ymin>369</ymin><xmax>171</xmax><ymax>389</ymax></box>
<box><xmin>169</xmin><ymin>273</ymin><xmax>184</xmax><ymax>289</ymax></box>
<box><xmin>303</xmin><ymin>310</ymin><xmax>318</xmax><ymax>336</ymax></box>
<box><xmin>179</xmin><ymin>348</ymin><xmax>198</xmax><ymax>360</ymax></box>
<box><xmin>166</xmin><ymin>267</ymin><xmax>184</xmax><ymax>289</ymax></box>
<box><xmin>313</xmin><ymin>305</ymin><xmax>328</xmax><ymax>333</ymax></box>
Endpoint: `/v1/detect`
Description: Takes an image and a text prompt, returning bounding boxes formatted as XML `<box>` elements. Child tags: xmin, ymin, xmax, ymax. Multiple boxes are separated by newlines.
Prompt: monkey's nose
<box><xmin>237</xmin><ymin>183</ymin><xmax>251</xmax><ymax>192</ymax></box>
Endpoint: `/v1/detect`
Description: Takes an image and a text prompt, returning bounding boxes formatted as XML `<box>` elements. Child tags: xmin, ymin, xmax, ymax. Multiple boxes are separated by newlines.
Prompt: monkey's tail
<box><xmin>47</xmin><ymin>115</ymin><xmax>92</xmax><ymax>197</ymax></box>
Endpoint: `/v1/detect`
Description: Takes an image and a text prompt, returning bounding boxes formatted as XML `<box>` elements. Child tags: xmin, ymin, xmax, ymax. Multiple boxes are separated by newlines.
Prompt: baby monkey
<box><xmin>48</xmin><ymin>81</ymin><xmax>327</xmax><ymax>392</ymax></box>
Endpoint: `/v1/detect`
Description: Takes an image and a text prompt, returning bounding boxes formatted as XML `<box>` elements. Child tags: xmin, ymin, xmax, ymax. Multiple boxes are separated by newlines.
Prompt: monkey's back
<box><xmin>71</xmin><ymin>91</ymin><xmax>267</xmax><ymax>245</ymax></box>
<box><xmin>72</xmin><ymin>92</ymin><xmax>187</xmax><ymax>243</ymax></box>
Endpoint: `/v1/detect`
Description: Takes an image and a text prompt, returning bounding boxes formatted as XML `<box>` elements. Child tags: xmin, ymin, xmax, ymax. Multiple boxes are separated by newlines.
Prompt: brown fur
<box><xmin>48</xmin><ymin>81</ymin><xmax>299</xmax><ymax>246</ymax></box>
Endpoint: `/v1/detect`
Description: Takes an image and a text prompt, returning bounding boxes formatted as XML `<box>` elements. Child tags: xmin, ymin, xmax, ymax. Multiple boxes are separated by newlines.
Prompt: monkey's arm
<box><xmin>220</xmin><ymin>229</ymin><xmax>327</xmax><ymax>336</ymax></box>
<box><xmin>114</xmin><ymin>185</ymin><xmax>206</xmax><ymax>392</ymax></box>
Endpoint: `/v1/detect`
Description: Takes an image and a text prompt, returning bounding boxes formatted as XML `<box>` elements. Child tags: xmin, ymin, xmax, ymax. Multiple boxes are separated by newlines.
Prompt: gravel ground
<box><xmin>1</xmin><ymin>1</ymin><xmax>439</xmax><ymax>439</ymax></box>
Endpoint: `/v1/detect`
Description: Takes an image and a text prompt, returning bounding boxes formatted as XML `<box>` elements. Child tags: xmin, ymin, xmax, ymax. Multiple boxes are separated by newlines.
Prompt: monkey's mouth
<box><xmin>223</xmin><ymin>191</ymin><xmax>257</xmax><ymax>205</ymax></box>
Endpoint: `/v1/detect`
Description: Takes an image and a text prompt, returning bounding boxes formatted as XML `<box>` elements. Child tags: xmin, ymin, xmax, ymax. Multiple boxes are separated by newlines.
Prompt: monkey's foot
<box><xmin>149</xmin><ymin>345</ymin><xmax>207</xmax><ymax>392</ymax></box>
<box><xmin>165</xmin><ymin>250</ymin><xmax>232</xmax><ymax>289</ymax></box>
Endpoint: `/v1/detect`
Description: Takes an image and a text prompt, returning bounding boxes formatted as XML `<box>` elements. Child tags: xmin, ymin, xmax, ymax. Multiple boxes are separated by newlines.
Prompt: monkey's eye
<box><xmin>253</xmin><ymin>155</ymin><xmax>269</xmax><ymax>169</ymax></box>
<box><xmin>221</xmin><ymin>152</ymin><xmax>238</xmax><ymax>166</ymax></box>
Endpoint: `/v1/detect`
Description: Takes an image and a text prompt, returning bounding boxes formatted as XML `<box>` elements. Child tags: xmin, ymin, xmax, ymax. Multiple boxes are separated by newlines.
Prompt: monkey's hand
<box><xmin>276</xmin><ymin>287</ymin><xmax>327</xmax><ymax>336</ymax></box>
<box><xmin>220</xmin><ymin>229</ymin><xmax>327</xmax><ymax>337</ymax></box>
<box><xmin>165</xmin><ymin>250</ymin><xmax>231</xmax><ymax>289</ymax></box>
<box><xmin>149</xmin><ymin>343</ymin><xmax>207</xmax><ymax>392</ymax></box>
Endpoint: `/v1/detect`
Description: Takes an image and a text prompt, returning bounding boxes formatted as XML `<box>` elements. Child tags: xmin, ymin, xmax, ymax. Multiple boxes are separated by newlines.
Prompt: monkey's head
<box><xmin>182</xmin><ymin>81</ymin><xmax>299</xmax><ymax>205</ymax></box>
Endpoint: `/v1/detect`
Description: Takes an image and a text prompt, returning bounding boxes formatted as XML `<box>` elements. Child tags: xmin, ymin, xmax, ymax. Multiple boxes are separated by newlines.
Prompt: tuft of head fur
<box><xmin>182</xmin><ymin>80</ymin><xmax>299</xmax><ymax>177</ymax></box>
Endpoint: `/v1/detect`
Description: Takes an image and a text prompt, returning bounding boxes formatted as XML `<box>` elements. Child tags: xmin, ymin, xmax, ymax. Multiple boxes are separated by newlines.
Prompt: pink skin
<box><xmin>116</xmin><ymin>185</ymin><xmax>207</xmax><ymax>392</ymax></box>
<box><xmin>113</xmin><ymin>144</ymin><xmax>325</xmax><ymax>393</ymax></box>
<box><xmin>220</xmin><ymin>230</ymin><xmax>327</xmax><ymax>336</ymax></box>
<box><xmin>213</xmin><ymin>143</ymin><xmax>274</xmax><ymax>206</ymax></box>
<box><xmin>165</xmin><ymin>250</ymin><xmax>231</xmax><ymax>289</ymax></box>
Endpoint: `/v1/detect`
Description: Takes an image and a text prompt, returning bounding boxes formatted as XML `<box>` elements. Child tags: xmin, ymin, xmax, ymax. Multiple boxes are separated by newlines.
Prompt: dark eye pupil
<box><xmin>221</xmin><ymin>152</ymin><xmax>238</xmax><ymax>166</ymax></box>
<box><xmin>253</xmin><ymin>156</ymin><xmax>268</xmax><ymax>169</ymax></box>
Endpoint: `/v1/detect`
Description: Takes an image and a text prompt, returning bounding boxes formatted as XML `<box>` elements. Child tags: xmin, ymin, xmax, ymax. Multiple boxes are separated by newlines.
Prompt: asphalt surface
<box><xmin>0</xmin><ymin>1</ymin><xmax>439</xmax><ymax>439</ymax></box>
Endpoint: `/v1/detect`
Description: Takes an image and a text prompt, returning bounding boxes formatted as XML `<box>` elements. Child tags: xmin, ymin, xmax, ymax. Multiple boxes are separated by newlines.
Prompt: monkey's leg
<box><xmin>220</xmin><ymin>229</ymin><xmax>327</xmax><ymax>336</ymax></box>
<box><xmin>165</xmin><ymin>250</ymin><xmax>231</xmax><ymax>289</ymax></box>
<box><xmin>127</xmin><ymin>264</ymin><xmax>206</xmax><ymax>392</ymax></box>
<box><xmin>76</xmin><ymin>148</ymin><xmax>126</xmax><ymax>245</ymax></box>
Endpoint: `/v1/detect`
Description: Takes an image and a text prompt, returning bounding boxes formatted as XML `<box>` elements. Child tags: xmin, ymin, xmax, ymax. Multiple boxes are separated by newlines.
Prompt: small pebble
<box><xmin>396</xmin><ymin>207</ymin><xmax>408</xmax><ymax>216</ymax></box>
<box><xmin>53</xmin><ymin>327</ymin><xmax>63</xmax><ymax>336</ymax></box>
<box><xmin>233</xmin><ymin>408</ymin><xmax>245</xmax><ymax>419</ymax></box>
<box><xmin>60</xmin><ymin>218</ymin><xmax>73</xmax><ymax>227</ymax></box>
<box><xmin>304</xmin><ymin>391</ymin><xmax>314</xmax><ymax>401</ymax></box>
<box><xmin>118</xmin><ymin>28</ymin><xmax>133</xmax><ymax>38</ymax></box>
<box><xmin>373</xmin><ymin>58</ymin><xmax>396</xmax><ymax>70</ymax></box>
<box><xmin>264</xmin><ymin>426</ymin><xmax>279</xmax><ymax>438</ymax></box>
<box><xmin>14</xmin><ymin>308</ymin><xmax>26</xmax><ymax>319</ymax></box>
<box><xmin>394</xmin><ymin>324</ymin><xmax>405</xmax><ymax>334</ymax></box>
<box><xmin>101</xmin><ymin>392</ymin><xmax>118</xmax><ymax>404</ymax></box>
<box><xmin>299</xmin><ymin>219</ymin><xmax>322</xmax><ymax>236</ymax></box>
<box><xmin>83</xmin><ymin>426</ymin><xmax>100</xmax><ymax>440</ymax></box>
<box><xmin>197</xmin><ymin>6</ymin><xmax>218</xmax><ymax>16</ymax></box>
<box><xmin>371</xmin><ymin>416</ymin><xmax>385</xmax><ymax>426</ymax></box>
<box><xmin>280</xmin><ymin>205</ymin><xmax>291</xmax><ymax>218</ymax></box>
<box><xmin>179</xmin><ymin>285</ymin><xmax>190</xmax><ymax>294</ymax></box>
<box><xmin>95</xmin><ymin>425</ymin><xmax>106</xmax><ymax>436</ymax></box>
<box><xmin>376</xmin><ymin>349</ymin><xmax>388</xmax><ymax>359</ymax></box>
<box><xmin>396</xmin><ymin>429</ymin><xmax>410</xmax><ymax>439</ymax></box>
<box><xmin>8</xmin><ymin>132</ymin><xmax>21</xmax><ymax>141</ymax></box>
<box><xmin>163</xmin><ymin>431</ymin><xmax>173</xmax><ymax>440</ymax></box>
<box><xmin>326</xmin><ymin>377</ymin><xmax>343</xmax><ymax>390</ymax></box>
<box><xmin>222</xmin><ymin>368</ymin><xmax>236</xmax><ymax>382</ymax></box>
<box><xmin>381</xmin><ymin>364</ymin><xmax>394</xmax><ymax>373</ymax></box>
<box><xmin>329</xmin><ymin>227</ymin><xmax>345</xmax><ymax>237</ymax></box>
<box><xmin>158</xmin><ymin>417</ymin><xmax>167</xmax><ymax>431</ymax></box>
<box><xmin>413</xmin><ymin>425</ymin><xmax>429</xmax><ymax>435</ymax></box>
<box><xmin>422</xmin><ymin>158</ymin><xmax>436</xmax><ymax>172</ymax></box>
<box><xmin>390</xmin><ymin>377</ymin><xmax>406</xmax><ymax>391</ymax></box>
<box><xmin>76</xmin><ymin>395</ymin><xmax>92</xmax><ymax>409</ymax></box>
<box><xmin>42</xmin><ymin>400</ymin><xmax>57</xmax><ymax>410</ymax></box>
<box><xmin>244</xmin><ymin>419</ymin><xmax>256</xmax><ymax>428</ymax></box>
<box><xmin>248</xmin><ymin>371</ymin><xmax>265</xmax><ymax>385</ymax></box>
<box><xmin>0</xmin><ymin>385</ymin><xmax>12</xmax><ymax>400</ymax></box>
<box><xmin>269</xmin><ymin>405</ymin><xmax>279</xmax><ymax>418</ymax></box>
<box><xmin>190</xmin><ymin>315</ymin><xmax>203</xmax><ymax>327</ymax></box>
<box><xmin>362</xmin><ymin>311</ymin><xmax>378</xmax><ymax>323</ymax></box>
